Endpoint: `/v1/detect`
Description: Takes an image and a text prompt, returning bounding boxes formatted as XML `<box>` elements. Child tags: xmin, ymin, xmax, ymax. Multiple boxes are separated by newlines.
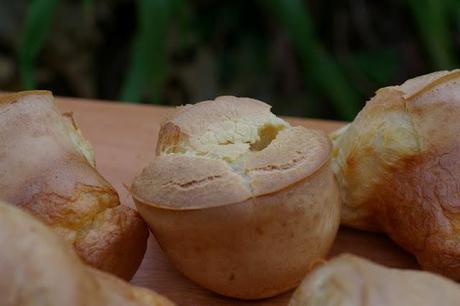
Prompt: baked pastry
<box><xmin>289</xmin><ymin>254</ymin><xmax>460</xmax><ymax>306</ymax></box>
<box><xmin>0</xmin><ymin>91</ymin><xmax>148</xmax><ymax>280</ymax></box>
<box><xmin>0</xmin><ymin>200</ymin><xmax>173</xmax><ymax>306</ymax></box>
<box><xmin>331</xmin><ymin>70</ymin><xmax>460</xmax><ymax>279</ymax></box>
<box><xmin>132</xmin><ymin>96</ymin><xmax>341</xmax><ymax>299</ymax></box>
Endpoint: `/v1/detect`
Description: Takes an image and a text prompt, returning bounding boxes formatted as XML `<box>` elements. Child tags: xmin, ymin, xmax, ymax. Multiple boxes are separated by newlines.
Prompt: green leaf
<box><xmin>19</xmin><ymin>0</ymin><xmax>59</xmax><ymax>89</ymax></box>
<box><xmin>260</xmin><ymin>0</ymin><xmax>361</xmax><ymax>120</ymax></box>
<box><xmin>408</xmin><ymin>0</ymin><xmax>457</xmax><ymax>69</ymax></box>
<box><xmin>121</xmin><ymin>0</ymin><xmax>183</xmax><ymax>103</ymax></box>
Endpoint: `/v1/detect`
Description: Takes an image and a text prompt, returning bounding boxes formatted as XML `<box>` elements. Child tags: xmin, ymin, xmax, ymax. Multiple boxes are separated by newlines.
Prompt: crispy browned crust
<box><xmin>0</xmin><ymin>201</ymin><xmax>173</xmax><ymax>306</ymax></box>
<box><xmin>369</xmin><ymin>152</ymin><xmax>460</xmax><ymax>279</ymax></box>
<box><xmin>289</xmin><ymin>254</ymin><xmax>460</xmax><ymax>306</ymax></box>
<box><xmin>74</xmin><ymin>204</ymin><xmax>149</xmax><ymax>280</ymax></box>
<box><xmin>0</xmin><ymin>91</ymin><xmax>148</xmax><ymax>280</ymax></box>
<box><xmin>332</xmin><ymin>69</ymin><xmax>460</xmax><ymax>279</ymax></box>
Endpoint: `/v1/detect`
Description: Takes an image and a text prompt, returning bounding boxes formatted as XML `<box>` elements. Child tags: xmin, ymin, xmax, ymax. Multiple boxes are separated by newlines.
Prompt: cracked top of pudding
<box><xmin>131</xmin><ymin>96</ymin><xmax>331</xmax><ymax>209</ymax></box>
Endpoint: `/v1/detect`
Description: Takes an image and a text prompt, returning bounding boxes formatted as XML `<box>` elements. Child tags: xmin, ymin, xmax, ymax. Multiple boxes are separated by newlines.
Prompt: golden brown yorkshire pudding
<box><xmin>289</xmin><ymin>254</ymin><xmax>460</xmax><ymax>306</ymax></box>
<box><xmin>132</xmin><ymin>96</ymin><xmax>341</xmax><ymax>299</ymax></box>
<box><xmin>0</xmin><ymin>91</ymin><xmax>148</xmax><ymax>280</ymax></box>
<box><xmin>331</xmin><ymin>70</ymin><xmax>460</xmax><ymax>279</ymax></box>
<box><xmin>0</xmin><ymin>201</ymin><xmax>173</xmax><ymax>306</ymax></box>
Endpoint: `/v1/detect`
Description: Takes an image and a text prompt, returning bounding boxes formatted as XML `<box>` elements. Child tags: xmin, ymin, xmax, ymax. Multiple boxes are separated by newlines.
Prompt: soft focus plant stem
<box><xmin>408</xmin><ymin>0</ymin><xmax>457</xmax><ymax>69</ymax></box>
<box><xmin>121</xmin><ymin>0</ymin><xmax>179</xmax><ymax>103</ymax></box>
<box><xmin>19</xmin><ymin>0</ymin><xmax>59</xmax><ymax>89</ymax></box>
<box><xmin>261</xmin><ymin>0</ymin><xmax>361</xmax><ymax>120</ymax></box>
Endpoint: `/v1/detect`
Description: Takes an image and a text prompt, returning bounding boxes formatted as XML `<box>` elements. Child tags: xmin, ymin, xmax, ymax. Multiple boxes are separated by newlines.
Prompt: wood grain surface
<box><xmin>56</xmin><ymin>96</ymin><xmax>418</xmax><ymax>306</ymax></box>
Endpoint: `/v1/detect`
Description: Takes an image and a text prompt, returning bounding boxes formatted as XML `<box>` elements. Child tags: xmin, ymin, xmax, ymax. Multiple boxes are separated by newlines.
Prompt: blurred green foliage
<box><xmin>262</xmin><ymin>0</ymin><xmax>361</xmax><ymax>119</ymax></box>
<box><xmin>19</xmin><ymin>0</ymin><xmax>59</xmax><ymax>89</ymax></box>
<box><xmin>0</xmin><ymin>0</ymin><xmax>458</xmax><ymax>119</ymax></box>
<box><xmin>121</xmin><ymin>0</ymin><xmax>179</xmax><ymax>103</ymax></box>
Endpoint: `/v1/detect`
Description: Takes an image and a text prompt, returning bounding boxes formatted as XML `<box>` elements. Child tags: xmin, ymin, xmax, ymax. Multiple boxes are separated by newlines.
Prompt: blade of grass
<box><xmin>408</xmin><ymin>0</ymin><xmax>457</xmax><ymax>69</ymax></box>
<box><xmin>260</xmin><ymin>0</ymin><xmax>361</xmax><ymax>120</ymax></box>
<box><xmin>121</xmin><ymin>0</ymin><xmax>182</xmax><ymax>103</ymax></box>
<box><xmin>19</xmin><ymin>0</ymin><xmax>59</xmax><ymax>89</ymax></box>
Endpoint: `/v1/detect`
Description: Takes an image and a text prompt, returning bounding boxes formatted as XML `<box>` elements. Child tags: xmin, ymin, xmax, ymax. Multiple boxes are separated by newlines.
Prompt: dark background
<box><xmin>0</xmin><ymin>0</ymin><xmax>458</xmax><ymax>120</ymax></box>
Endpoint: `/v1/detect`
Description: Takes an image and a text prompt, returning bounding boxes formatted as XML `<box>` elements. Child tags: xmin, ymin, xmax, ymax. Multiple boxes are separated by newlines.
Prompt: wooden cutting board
<box><xmin>57</xmin><ymin>96</ymin><xmax>419</xmax><ymax>306</ymax></box>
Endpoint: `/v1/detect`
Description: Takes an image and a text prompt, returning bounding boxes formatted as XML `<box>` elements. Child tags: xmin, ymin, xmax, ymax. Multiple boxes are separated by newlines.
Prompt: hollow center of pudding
<box><xmin>161</xmin><ymin>116</ymin><xmax>289</xmax><ymax>162</ymax></box>
<box><xmin>250</xmin><ymin>124</ymin><xmax>282</xmax><ymax>151</ymax></box>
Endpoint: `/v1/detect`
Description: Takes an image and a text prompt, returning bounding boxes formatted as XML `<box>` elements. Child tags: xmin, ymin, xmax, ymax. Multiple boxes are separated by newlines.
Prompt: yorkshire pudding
<box><xmin>290</xmin><ymin>254</ymin><xmax>460</xmax><ymax>306</ymax></box>
<box><xmin>0</xmin><ymin>201</ymin><xmax>173</xmax><ymax>306</ymax></box>
<box><xmin>332</xmin><ymin>70</ymin><xmax>460</xmax><ymax>279</ymax></box>
<box><xmin>0</xmin><ymin>91</ymin><xmax>148</xmax><ymax>280</ymax></box>
<box><xmin>132</xmin><ymin>96</ymin><xmax>341</xmax><ymax>299</ymax></box>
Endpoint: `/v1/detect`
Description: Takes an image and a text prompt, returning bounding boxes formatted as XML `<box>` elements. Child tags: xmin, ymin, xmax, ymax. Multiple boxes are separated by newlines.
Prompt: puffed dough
<box><xmin>290</xmin><ymin>254</ymin><xmax>460</xmax><ymax>306</ymax></box>
<box><xmin>332</xmin><ymin>70</ymin><xmax>460</xmax><ymax>279</ymax></box>
<box><xmin>0</xmin><ymin>91</ymin><xmax>148</xmax><ymax>280</ymax></box>
<box><xmin>132</xmin><ymin>96</ymin><xmax>341</xmax><ymax>299</ymax></box>
<box><xmin>0</xmin><ymin>201</ymin><xmax>173</xmax><ymax>306</ymax></box>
